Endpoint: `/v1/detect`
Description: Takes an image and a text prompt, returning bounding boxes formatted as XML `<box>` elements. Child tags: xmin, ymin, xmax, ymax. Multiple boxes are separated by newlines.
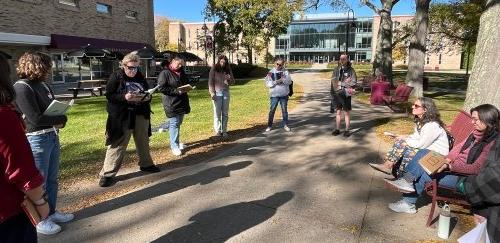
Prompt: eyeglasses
<box><xmin>412</xmin><ymin>104</ymin><xmax>422</xmax><ymax>109</ymax></box>
<box><xmin>126</xmin><ymin>66</ymin><xmax>138</xmax><ymax>71</ymax></box>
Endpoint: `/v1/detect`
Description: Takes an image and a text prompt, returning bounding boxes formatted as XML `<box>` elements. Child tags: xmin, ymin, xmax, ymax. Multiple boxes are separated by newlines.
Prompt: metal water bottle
<box><xmin>438</xmin><ymin>204</ymin><xmax>451</xmax><ymax>239</ymax></box>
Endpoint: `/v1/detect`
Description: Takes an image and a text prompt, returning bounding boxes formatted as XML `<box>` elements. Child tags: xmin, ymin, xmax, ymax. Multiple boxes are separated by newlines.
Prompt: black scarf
<box><xmin>460</xmin><ymin>130</ymin><xmax>498</xmax><ymax>164</ymax></box>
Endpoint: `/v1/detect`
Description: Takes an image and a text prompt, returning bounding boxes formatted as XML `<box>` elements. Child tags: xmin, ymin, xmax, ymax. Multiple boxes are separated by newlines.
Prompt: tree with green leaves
<box><xmin>155</xmin><ymin>18</ymin><xmax>171</xmax><ymax>52</ymax></box>
<box><xmin>428</xmin><ymin>0</ymin><xmax>484</xmax><ymax>74</ymax></box>
<box><xmin>206</xmin><ymin>0</ymin><xmax>302</xmax><ymax>65</ymax></box>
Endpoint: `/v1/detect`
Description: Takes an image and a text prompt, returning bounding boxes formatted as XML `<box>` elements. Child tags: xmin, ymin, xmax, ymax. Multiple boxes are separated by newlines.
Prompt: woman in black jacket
<box><xmin>99</xmin><ymin>53</ymin><xmax>160</xmax><ymax>187</ymax></box>
<box><xmin>157</xmin><ymin>56</ymin><xmax>191</xmax><ymax>156</ymax></box>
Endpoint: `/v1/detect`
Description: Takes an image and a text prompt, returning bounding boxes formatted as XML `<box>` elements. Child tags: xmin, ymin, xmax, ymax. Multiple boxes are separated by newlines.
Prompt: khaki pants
<box><xmin>100</xmin><ymin>115</ymin><xmax>154</xmax><ymax>178</ymax></box>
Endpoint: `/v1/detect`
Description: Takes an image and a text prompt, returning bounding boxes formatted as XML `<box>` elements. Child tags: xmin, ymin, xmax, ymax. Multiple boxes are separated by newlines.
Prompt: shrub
<box><xmin>230</xmin><ymin>63</ymin><xmax>257</xmax><ymax>78</ymax></box>
<box><xmin>394</xmin><ymin>64</ymin><xmax>408</xmax><ymax>70</ymax></box>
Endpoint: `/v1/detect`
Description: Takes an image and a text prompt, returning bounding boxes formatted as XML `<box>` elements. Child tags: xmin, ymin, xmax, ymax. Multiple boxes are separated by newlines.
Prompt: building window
<box><xmin>426</xmin><ymin>55</ymin><xmax>430</xmax><ymax>64</ymax></box>
<box><xmin>438</xmin><ymin>54</ymin><xmax>442</xmax><ymax>64</ymax></box>
<box><xmin>97</xmin><ymin>3</ymin><xmax>111</xmax><ymax>14</ymax></box>
<box><xmin>59</xmin><ymin>0</ymin><xmax>78</xmax><ymax>6</ymax></box>
<box><xmin>125</xmin><ymin>10</ymin><xmax>138</xmax><ymax>20</ymax></box>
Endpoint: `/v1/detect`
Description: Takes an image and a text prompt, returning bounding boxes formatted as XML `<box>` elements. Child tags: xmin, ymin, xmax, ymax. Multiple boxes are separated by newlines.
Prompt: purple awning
<box><xmin>49</xmin><ymin>34</ymin><xmax>147</xmax><ymax>52</ymax></box>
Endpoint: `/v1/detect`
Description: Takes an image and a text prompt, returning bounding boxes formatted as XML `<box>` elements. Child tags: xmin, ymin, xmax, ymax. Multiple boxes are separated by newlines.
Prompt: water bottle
<box><xmin>438</xmin><ymin>204</ymin><xmax>451</xmax><ymax>239</ymax></box>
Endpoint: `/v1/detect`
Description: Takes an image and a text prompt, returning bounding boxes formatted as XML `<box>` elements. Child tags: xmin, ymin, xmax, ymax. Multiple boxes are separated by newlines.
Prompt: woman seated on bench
<box><xmin>369</xmin><ymin>97</ymin><xmax>450</xmax><ymax>177</ymax></box>
<box><xmin>385</xmin><ymin>104</ymin><xmax>499</xmax><ymax>214</ymax></box>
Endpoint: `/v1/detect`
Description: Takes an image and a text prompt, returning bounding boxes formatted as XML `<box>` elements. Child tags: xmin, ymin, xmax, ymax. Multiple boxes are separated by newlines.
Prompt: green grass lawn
<box><xmin>58</xmin><ymin>79</ymin><xmax>273</xmax><ymax>180</ymax></box>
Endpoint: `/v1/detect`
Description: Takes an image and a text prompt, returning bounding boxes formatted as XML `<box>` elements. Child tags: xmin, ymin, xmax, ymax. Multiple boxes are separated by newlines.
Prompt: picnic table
<box><xmin>68</xmin><ymin>79</ymin><xmax>106</xmax><ymax>98</ymax></box>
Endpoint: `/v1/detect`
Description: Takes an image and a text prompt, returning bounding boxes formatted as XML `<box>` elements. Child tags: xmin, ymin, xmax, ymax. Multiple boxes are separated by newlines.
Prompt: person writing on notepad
<box><xmin>157</xmin><ymin>56</ymin><xmax>192</xmax><ymax>156</ymax></box>
<box><xmin>13</xmin><ymin>52</ymin><xmax>73</xmax><ymax>235</ymax></box>
<box><xmin>385</xmin><ymin>104</ymin><xmax>498</xmax><ymax>214</ymax></box>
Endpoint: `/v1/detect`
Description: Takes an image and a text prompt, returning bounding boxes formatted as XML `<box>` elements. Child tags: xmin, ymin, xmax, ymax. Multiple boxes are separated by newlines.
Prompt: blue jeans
<box><xmin>168</xmin><ymin>114</ymin><xmax>184</xmax><ymax>150</ymax></box>
<box><xmin>402</xmin><ymin>149</ymin><xmax>458</xmax><ymax>204</ymax></box>
<box><xmin>213</xmin><ymin>90</ymin><xmax>230</xmax><ymax>133</ymax></box>
<box><xmin>27</xmin><ymin>131</ymin><xmax>60</xmax><ymax>215</ymax></box>
<box><xmin>268</xmin><ymin>96</ymin><xmax>289</xmax><ymax>127</ymax></box>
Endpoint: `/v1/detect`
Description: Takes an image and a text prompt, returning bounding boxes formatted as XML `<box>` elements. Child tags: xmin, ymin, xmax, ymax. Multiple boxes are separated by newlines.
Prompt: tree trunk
<box><xmin>373</xmin><ymin>8</ymin><xmax>394</xmax><ymax>86</ymax></box>
<box><xmin>464</xmin><ymin>0</ymin><xmax>500</xmax><ymax>111</ymax></box>
<box><xmin>247</xmin><ymin>46</ymin><xmax>253</xmax><ymax>65</ymax></box>
<box><xmin>406</xmin><ymin>0</ymin><xmax>430</xmax><ymax>97</ymax></box>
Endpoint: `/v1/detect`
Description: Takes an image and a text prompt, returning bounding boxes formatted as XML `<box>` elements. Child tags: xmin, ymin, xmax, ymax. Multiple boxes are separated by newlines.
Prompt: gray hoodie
<box><xmin>265</xmin><ymin>67</ymin><xmax>292</xmax><ymax>97</ymax></box>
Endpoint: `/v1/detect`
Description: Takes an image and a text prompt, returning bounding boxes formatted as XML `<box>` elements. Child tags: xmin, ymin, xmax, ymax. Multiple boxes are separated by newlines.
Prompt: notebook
<box><xmin>21</xmin><ymin>197</ymin><xmax>41</xmax><ymax>226</ymax></box>
<box><xmin>418</xmin><ymin>151</ymin><xmax>448</xmax><ymax>174</ymax></box>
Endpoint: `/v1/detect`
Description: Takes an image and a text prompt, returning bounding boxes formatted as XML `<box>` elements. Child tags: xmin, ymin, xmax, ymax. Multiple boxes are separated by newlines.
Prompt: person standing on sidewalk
<box><xmin>158</xmin><ymin>56</ymin><xmax>191</xmax><ymax>156</ymax></box>
<box><xmin>13</xmin><ymin>52</ymin><xmax>74</xmax><ymax>234</ymax></box>
<box><xmin>0</xmin><ymin>53</ymin><xmax>49</xmax><ymax>241</ymax></box>
<box><xmin>209</xmin><ymin>55</ymin><xmax>235</xmax><ymax>138</ymax></box>
<box><xmin>99</xmin><ymin>53</ymin><xmax>160</xmax><ymax>187</ymax></box>
<box><xmin>331</xmin><ymin>54</ymin><xmax>357</xmax><ymax>137</ymax></box>
<box><xmin>265</xmin><ymin>58</ymin><xmax>292</xmax><ymax>132</ymax></box>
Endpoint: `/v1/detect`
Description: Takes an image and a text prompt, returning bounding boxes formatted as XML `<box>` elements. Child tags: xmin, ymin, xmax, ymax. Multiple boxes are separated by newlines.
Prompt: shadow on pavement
<box><xmin>151</xmin><ymin>191</ymin><xmax>294</xmax><ymax>243</ymax></box>
<box><xmin>76</xmin><ymin>161</ymin><xmax>253</xmax><ymax>220</ymax></box>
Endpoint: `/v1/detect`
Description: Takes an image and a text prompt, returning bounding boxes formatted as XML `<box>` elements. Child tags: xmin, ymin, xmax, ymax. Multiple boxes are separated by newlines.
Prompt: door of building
<box><xmin>51</xmin><ymin>54</ymin><xmax>65</xmax><ymax>83</ymax></box>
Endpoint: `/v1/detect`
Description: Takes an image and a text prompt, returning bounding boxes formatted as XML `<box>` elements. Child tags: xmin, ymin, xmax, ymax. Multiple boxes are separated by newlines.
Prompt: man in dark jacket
<box><xmin>463</xmin><ymin>135</ymin><xmax>500</xmax><ymax>241</ymax></box>
<box><xmin>99</xmin><ymin>53</ymin><xmax>160</xmax><ymax>187</ymax></box>
<box><xmin>158</xmin><ymin>56</ymin><xmax>191</xmax><ymax>156</ymax></box>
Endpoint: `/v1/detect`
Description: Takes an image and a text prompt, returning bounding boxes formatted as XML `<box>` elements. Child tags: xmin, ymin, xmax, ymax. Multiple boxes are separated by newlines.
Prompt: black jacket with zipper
<box><xmin>157</xmin><ymin>68</ymin><xmax>191</xmax><ymax>118</ymax></box>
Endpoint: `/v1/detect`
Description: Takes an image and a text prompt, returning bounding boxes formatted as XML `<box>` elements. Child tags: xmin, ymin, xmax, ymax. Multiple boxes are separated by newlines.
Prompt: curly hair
<box><xmin>0</xmin><ymin>53</ymin><xmax>15</xmax><ymax>104</ymax></box>
<box><xmin>16</xmin><ymin>52</ymin><xmax>52</xmax><ymax>81</ymax></box>
<box><xmin>414</xmin><ymin>97</ymin><xmax>446</xmax><ymax>131</ymax></box>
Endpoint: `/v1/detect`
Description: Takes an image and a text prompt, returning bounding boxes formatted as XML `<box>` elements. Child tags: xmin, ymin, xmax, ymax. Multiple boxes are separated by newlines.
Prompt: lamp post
<box><xmin>346</xmin><ymin>9</ymin><xmax>355</xmax><ymax>55</ymax></box>
<box><xmin>177</xmin><ymin>37</ymin><xmax>183</xmax><ymax>52</ymax></box>
<box><xmin>212</xmin><ymin>21</ymin><xmax>216</xmax><ymax>66</ymax></box>
<box><xmin>202</xmin><ymin>22</ymin><xmax>208</xmax><ymax>65</ymax></box>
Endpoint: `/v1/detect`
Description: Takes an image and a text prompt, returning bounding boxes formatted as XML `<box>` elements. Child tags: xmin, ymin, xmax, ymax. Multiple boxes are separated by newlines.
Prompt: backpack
<box><xmin>288</xmin><ymin>81</ymin><xmax>294</xmax><ymax>97</ymax></box>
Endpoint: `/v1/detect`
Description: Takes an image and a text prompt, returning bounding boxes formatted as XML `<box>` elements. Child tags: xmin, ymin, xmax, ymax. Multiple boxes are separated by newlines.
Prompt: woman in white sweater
<box><xmin>369</xmin><ymin>97</ymin><xmax>449</xmax><ymax>176</ymax></box>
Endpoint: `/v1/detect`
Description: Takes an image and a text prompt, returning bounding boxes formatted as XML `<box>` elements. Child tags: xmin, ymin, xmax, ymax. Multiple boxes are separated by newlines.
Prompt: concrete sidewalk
<box><xmin>40</xmin><ymin>70</ymin><xmax>464</xmax><ymax>242</ymax></box>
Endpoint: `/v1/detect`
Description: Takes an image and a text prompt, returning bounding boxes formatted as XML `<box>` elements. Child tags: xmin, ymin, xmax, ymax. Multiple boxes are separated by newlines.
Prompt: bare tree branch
<box><xmin>362</xmin><ymin>0</ymin><xmax>381</xmax><ymax>14</ymax></box>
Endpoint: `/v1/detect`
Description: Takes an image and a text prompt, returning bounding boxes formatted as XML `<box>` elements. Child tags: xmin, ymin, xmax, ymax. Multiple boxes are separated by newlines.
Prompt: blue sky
<box><xmin>154</xmin><ymin>0</ymin><xmax>416</xmax><ymax>22</ymax></box>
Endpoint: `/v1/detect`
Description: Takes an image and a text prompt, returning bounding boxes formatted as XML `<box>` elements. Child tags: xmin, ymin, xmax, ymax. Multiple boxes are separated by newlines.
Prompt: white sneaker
<box><xmin>388</xmin><ymin>199</ymin><xmax>417</xmax><ymax>214</ymax></box>
<box><xmin>158</xmin><ymin>128</ymin><xmax>166</xmax><ymax>133</ymax></box>
<box><xmin>284</xmin><ymin>126</ymin><xmax>291</xmax><ymax>132</ymax></box>
<box><xmin>48</xmin><ymin>211</ymin><xmax>74</xmax><ymax>223</ymax></box>
<box><xmin>265</xmin><ymin>127</ymin><xmax>272</xmax><ymax>132</ymax></box>
<box><xmin>179</xmin><ymin>143</ymin><xmax>185</xmax><ymax>150</ymax></box>
<box><xmin>384</xmin><ymin>178</ymin><xmax>415</xmax><ymax>193</ymax></box>
<box><xmin>36</xmin><ymin>219</ymin><xmax>61</xmax><ymax>235</ymax></box>
<box><xmin>172</xmin><ymin>148</ymin><xmax>182</xmax><ymax>156</ymax></box>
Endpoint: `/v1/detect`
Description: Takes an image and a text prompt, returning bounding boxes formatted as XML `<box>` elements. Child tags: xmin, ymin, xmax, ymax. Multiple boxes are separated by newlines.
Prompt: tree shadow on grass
<box><xmin>76</xmin><ymin>160</ymin><xmax>253</xmax><ymax>220</ymax></box>
<box><xmin>152</xmin><ymin>191</ymin><xmax>294</xmax><ymax>243</ymax></box>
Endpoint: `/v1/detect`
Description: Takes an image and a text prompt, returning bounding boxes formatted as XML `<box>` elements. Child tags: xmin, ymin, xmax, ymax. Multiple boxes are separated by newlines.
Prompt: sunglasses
<box><xmin>126</xmin><ymin>66</ymin><xmax>138</xmax><ymax>71</ymax></box>
<box><xmin>276</xmin><ymin>63</ymin><xmax>283</xmax><ymax>66</ymax></box>
<box><xmin>412</xmin><ymin>104</ymin><xmax>422</xmax><ymax>108</ymax></box>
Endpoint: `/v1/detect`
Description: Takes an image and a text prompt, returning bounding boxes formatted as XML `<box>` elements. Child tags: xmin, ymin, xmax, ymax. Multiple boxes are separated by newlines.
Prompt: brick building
<box><xmin>0</xmin><ymin>0</ymin><xmax>155</xmax><ymax>82</ymax></box>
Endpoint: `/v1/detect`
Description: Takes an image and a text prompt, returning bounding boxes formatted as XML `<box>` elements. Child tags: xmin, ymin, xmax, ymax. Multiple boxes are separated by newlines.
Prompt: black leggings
<box><xmin>0</xmin><ymin>212</ymin><xmax>37</xmax><ymax>243</ymax></box>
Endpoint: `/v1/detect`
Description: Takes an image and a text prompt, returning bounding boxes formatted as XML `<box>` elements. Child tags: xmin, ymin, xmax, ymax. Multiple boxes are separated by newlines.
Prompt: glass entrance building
<box><xmin>274</xmin><ymin>13</ymin><xmax>373</xmax><ymax>63</ymax></box>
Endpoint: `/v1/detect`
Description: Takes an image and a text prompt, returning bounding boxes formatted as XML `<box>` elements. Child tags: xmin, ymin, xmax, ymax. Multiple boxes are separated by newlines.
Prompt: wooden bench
<box><xmin>382</xmin><ymin>83</ymin><xmax>414</xmax><ymax>113</ymax></box>
<box><xmin>68</xmin><ymin>80</ymin><xmax>106</xmax><ymax>98</ymax></box>
<box><xmin>423</xmin><ymin>110</ymin><xmax>476</xmax><ymax>227</ymax></box>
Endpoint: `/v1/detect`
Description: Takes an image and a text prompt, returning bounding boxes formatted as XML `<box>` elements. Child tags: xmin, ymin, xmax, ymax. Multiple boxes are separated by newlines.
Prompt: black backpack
<box><xmin>288</xmin><ymin>81</ymin><xmax>294</xmax><ymax>97</ymax></box>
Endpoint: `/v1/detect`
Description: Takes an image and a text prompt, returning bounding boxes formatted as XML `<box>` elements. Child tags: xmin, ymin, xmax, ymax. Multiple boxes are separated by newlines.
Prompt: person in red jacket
<box><xmin>0</xmin><ymin>53</ymin><xmax>49</xmax><ymax>242</ymax></box>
